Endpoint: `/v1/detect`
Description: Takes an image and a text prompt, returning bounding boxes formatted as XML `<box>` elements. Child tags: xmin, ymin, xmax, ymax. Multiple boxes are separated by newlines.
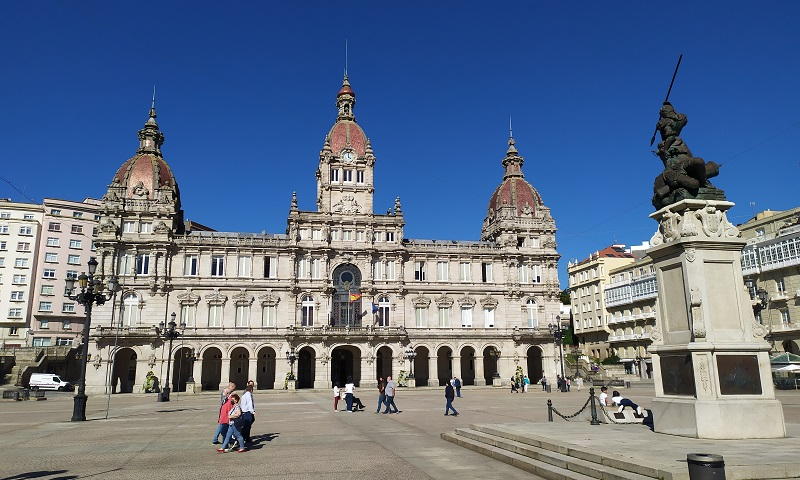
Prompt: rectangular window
<box><xmin>139</xmin><ymin>222</ymin><xmax>152</xmax><ymax>233</ymax></box>
<box><xmin>9</xmin><ymin>327</ymin><xmax>18</xmax><ymax>335</ymax></box>
<box><xmin>415</xmin><ymin>307</ymin><xmax>426</xmax><ymax>328</ymax></box>
<box><xmin>460</xmin><ymin>262</ymin><xmax>471</xmax><ymax>282</ymax></box>
<box><xmin>70</xmin><ymin>225</ymin><xmax>83</xmax><ymax>234</ymax></box>
<box><xmin>438</xmin><ymin>307</ymin><xmax>450</xmax><ymax>328</ymax></box>
<box><xmin>184</xmin><ymin>255</ymin><xmax>199</xmax><ymax>276</ymax></box>
<box><xmin>48</xmin><ymin>222</ymin><xmax>61</xmax><ymax>232</ymax></box>
<box><xmin>481</xmin><ymin>262</ymin><xmax>493</xmax><ymax>282</ymax></box>
<box><xmin>387</xmin><ymin>260</ymin><xmax>396</xmax><ymax>280</ymax></box>
<box><xmin>312</xmin><ymin>229</ymin><xmax>322</xmax><ymax>241</ymax></box>
<box><xmin>17</xmin><ymin>242</ymin><xmax>31</xmax><ymax>252</ymax></box>
<box><xmin>461</xmin><ymin>306</ymin><xmax>473</xmax><ymax>328</ymax></box>
<box><xmin>262</xmin><ymin>305</ymin><xmax>277</xmax><ymax>327</ymax></box>
<box><xmin>0</xmin><ymin>226</ymin><xmax>7</xmax><ymax>234</ymax></box>
<box><xmin>12</xmin><ymin>274</ymin><xmax>27</xmax><ymax>284</ymax></box>
<box><xmin>8</xmin><ymin>308</ymin><xmax>22</xmax><ymax>318</ymax></box>
<box><xmin>208</xmin><ymin>305</ymin><xmax>223</xmax><ymax>327</ymax></box>
<box><xmin>72</xmin><ymin>211</ymin><xmax>82</xmax><ymax>218</ymax></box>
<box><xmin>343</xmin><ymin>169</ymin><xmax>353</xmax><ymax>182</ymax></box>
<box><xmin>45</xmin><ymin>253</ymin><xmax>58</xmax><ymax>263</ymax></box>
<box><xmin>0</xmin><ymin>240</ymin><xmax>6</xmax><ymax>249</ymax></box>
<box><xmin>781</xmin><ymin>310</ymin><xmax>790</xmax><ymax>324</ymax></box>
<box><xmin>414</xmin><ymin>261</ymin><xmax>426</xmax><ymax>281</ymax></box>
<box><xmin>123</xmin><ymin>221</ymin><xmax>136</xmax><ymax>233</ymax></box>
<box><xmin>374</xmin><ymin>231</ymin><xmax>383</xmax><ymax>242</ymax></box>
<box><xmin>777</xmin><ymin>278</ymin><xmax>786</xmax><ymax>293</ymax></box>
<box><xmin>235</xmin><ymin>305</ymin><xmax>250</xmax><ymax>327</ymax></box>
<box><xmin>311</xmin><ymin>258</ymin><xmax>321</xmax><ymax>279</ymax></box>
<box><xmin>43</xmin><ymin>269</ymin><xmax>56</xmax><ymax>279</ymax></box>
<box><xmin>62</xmin><ymin>303</ymin><xmax>76</xmax><ymax>313</ymax></box>
<box><xmin>66</xmin><ymin>270</ymin><xmax>77</xmax><ymax>279</ymax></box>
<box><xmin>41</xmin><ymin>285</ymin><xmax>54</xmax><ymax>295</ymax></box>
<box><xmin>19</xmin><ymin>226</ymin><xmax>32</xmax><ymax>235</ymax></box>
<box><xmin>134</xmin><ymin>254</ymin><xmax>149</xmax><ymax>275</ymax></box>
<box><xmin>331</xmin><ymin>230</ymin><xmax>340</xmax><ymax>241</ymax></box>
<box><xmin>10</xmin><ymin>291</ymin><xmax>24</xmax><ymax>301</ymax></box>
<box><xmin>356</xmin><ymin>170</ymin><xmax>364</xmax><ymax>183</ymax></box>
<box><xmin>118</xmin><ymin>254</ymin><xmax>134</xmax><ymax>275</ymax></box>
<box><xmin>238</xmin><ymin>256</ymin><xmax>252</xmax><ymax>277</ymax></box>
<box><xmin>373</xmin><ymin>260</ymin><xmax>385</xmax><ymax>280</ymax></box>
<box><xmin>14</xmin><ymin>258</ymin><xmax>28</xmax><ymax>268</ymax></box>
<box><xmin>69</xmin><ymin>239</ymin><xmax>82</xmax><ymax>249</ymax></box>
<box><xmin>180</xmin><ymin>304</ymin><xmax>196</xmax><ymax>327</ymax></box>
<box><xmin>299</xmin><ymin>229</ymin><xmax>309</xmax><ymax>240</ymax></box>
<box><xmin>50</xmin><ymin>209</ymin><xmax>61</xmax><ymax>215</ymax></box>
<box><xmin>357</xmin><ymin>230</ymin><xmax>365</xmax><ymax>242</ymax></box>
<box><xmin>264</xmin><ymin>256</ymin><xmax>278</xmax><ymax>278</ymax></box>
<box><xmin>211</xmin><ymin>256</ymin><xmax>225</xmax><ymax>276</ymax></box>
<box><xmin>33</xmin><ymin>337</ymin><xmax>52</xmax><ymax>347</ymax></box>
<box><xmin>330</xmin><ymin>168</ymin><xmax>340</xmax><ymax>182</ymax></box>
<box><xmin>67</xmin><ymin>254</ymin><xmax>81</xmax><ymax>265</ymax></box>
<box><xmin>436</xmin><ymin>261</ymin><xmax>449</xmax><ymax>281</ymax></box>
<box><xmin>343</xmin><ymin>230</ymin><xmax>352</xmax><ymax>241</ymax></box>
<box><xmin>56</xmin><ymin>338</ymin><xmax>73</xmax><ymax>346</ymax></box>
<box><xmin>484</xmin><ymin>308</ymin><xmax>495</xmax><ymax>328</ymax></box>
<box><xmin>519</xmin><ymin>265</ymin><xmax>530</xmax><ymax>283</ymax></box>
<box><xmin>39</xmin><ymin>302</ymin><xmax>53</xmax><ymax>312</ymax></box>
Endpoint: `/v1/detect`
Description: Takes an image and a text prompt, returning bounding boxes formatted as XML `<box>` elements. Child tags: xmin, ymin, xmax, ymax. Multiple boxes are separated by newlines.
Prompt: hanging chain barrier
<box><xmin>546</xmin><ymin>387</ymin><xmax>603</xmax><ymax>424</ymax></box>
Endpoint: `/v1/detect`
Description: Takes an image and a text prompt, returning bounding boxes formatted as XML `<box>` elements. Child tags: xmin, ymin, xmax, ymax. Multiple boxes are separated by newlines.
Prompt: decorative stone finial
<box><xmin>394</xmin><ymin>196</ymin><xmax>402</xmax><ymax>215</ymax></box>
<box><xmin>336</xmin><ymin>74</ymin><xmax>356</xmax><ymax>121</ymax></box>
<box><xmin>290</xmin><ymin>191</ymin><xmax>298</xmax><ymax>211</ymax></box>
<box><xmin>137</xmin><ymin>96</ymin><xmax>164</xmax><ymax>155</ymax></box>
<box><xmin>501</xmin><ymin>137</ymin><xmax>524</xmax><ymax>180</ymax></box>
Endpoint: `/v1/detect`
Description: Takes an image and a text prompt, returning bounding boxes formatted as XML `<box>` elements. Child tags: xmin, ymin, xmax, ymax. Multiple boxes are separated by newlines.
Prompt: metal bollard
<box><xmin>547</xmin><ymin>399</ymin><xmax>553</xmax><ymax>422</ymax></box>
<box><xmin>589</xmin><ymin>388</ymin><xmax>600</xmax><ymax>425</ymax></box>
<box><xmin>687</xmin><ymin>454</ymin><xmax>726</xmax><ymax>479</ymax></box>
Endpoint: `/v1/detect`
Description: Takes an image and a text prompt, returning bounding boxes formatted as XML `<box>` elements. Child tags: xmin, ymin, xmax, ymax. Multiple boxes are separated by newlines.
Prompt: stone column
<box><xmin>451</xmin><ymin>355</ymin><xmax>461</xmax><ymax>384</ymax></box>
<box><xmin>218</xmin><ymin>358</ymin><xmax>231</xmax><ymax>390</ymax></box>
<box><xmin>361</xmin><ymin>354</ymin><xmax>377</xmax><ymax>388</ymax></box>
<box><xmin>314</xmin><ymin>355</ymin><xmax>328</xmax><ymax>389</ymax></box>
<box><xmin>247</xmin><ymin>357</ymin><xmax>258</xmax><ymax>387</ymax></box>
<box><xmin>474</xmin><ymin>355</ymin><xmax>486</xmax><ymax>386</ymax></box>
<box><xmin>428</xmin><ymin>354</ymin><xmax>439</xmax><ymax>387</ymax></box>
<box><xmin>188</xmin><ymin>355</ymin><xmax>202</xmax><ymax>393</ymax></box>
<box><xmin>274</xmin><ymin>355</ymin><xmax>290</xmax><ymax>390</ymax></box>
<box><xmin>648</xmin><ymin>199</ymin><xmax>786</xmax><ymax>439</ymax></box>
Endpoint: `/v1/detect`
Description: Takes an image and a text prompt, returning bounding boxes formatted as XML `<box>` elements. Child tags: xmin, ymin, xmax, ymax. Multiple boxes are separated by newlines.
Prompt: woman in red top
<box><xmin>212</xmin><ymin>388</ymin><xmax>233</xmax><ymax>445</ymax></box>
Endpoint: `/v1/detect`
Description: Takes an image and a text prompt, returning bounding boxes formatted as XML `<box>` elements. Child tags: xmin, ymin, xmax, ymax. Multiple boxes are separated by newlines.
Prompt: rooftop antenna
<box><xmin>509</xmin><ymin>114</ymin><xmax>513</xmax><ymax>138</ymax></box>
<box><xmin>344</xmin><ymin>39</ymin><xmax>349</xmax><ymax>77</ymax></box>
<box><xmin>151</xmin><ymin>85</ymin><xmax>156</xmax><ymax>110</ymax></box>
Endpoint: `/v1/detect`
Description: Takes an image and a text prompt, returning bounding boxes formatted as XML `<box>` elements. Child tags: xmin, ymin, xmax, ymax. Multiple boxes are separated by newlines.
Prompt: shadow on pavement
<box><xmin>1</xmin><ymin>470</ymin><xmax>77</xmax><ymax>480</ymax></box>
<box><xmin>248</xmin><ymin>432</ymin><xmax>279</xmax><ymax>450</ymax></box>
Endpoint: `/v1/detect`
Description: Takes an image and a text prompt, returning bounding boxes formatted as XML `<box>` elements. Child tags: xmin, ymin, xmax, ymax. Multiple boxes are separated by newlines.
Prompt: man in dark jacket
<box><xmin>444</xmin><ymin>383</ymin><xmax>459</xmax><ymax>416</ymax></box>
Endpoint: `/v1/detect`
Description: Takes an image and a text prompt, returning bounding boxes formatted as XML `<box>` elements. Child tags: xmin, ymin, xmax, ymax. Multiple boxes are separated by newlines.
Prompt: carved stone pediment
<box><xmin>434</xmin><ymin>294</ymin><xmax>453</xmax><ymax>307</ymax></box>
<box><xmin>176</xmin><ymin>288</ymin><xmax>200</xmax><ymax>306</ymax></box>
<box><xmin>332</xmin><ymin>195</ymin><xmax>362</xmax><ymax>214</ymax></box>
<box><xmin>480</xmin><ymin>295</ymin><xmax>498</xmax><ymax>308</ymax></box>
<box><xmin>232</xmin><ymin>289</ymin><xmax>254</xmax><ymax>306</ymax></box>
<box><xmin>457</xmin><ymin>296</ymin><xmax>476</xmax><ymax>307</ymax></box>
<box><xmin>132</xmin><ymin>181</ymin><xmax>150</xmax><ymax>197</ymax></box>
<box><xmin>100</xmin><ymin>219</ymin><xmax>118</xmax><ymax>234</ymax></box>
<box><xmin>411</xmin><ymin>295</ymin><xmax>430</xmax><ymax>308</ymax></box>
<box><xmin>153</xmin><ymin>221</ymin><xmax>170</xmax><ymax>234</ymax></box>
<box><xmin>205</xmin><ymin>289</ymin><xmax>228</xmax><ymax>305</ymax></box>
<box><xmin>259</xmin><ymin>292</ymin><xmax>280</xmax><ymax>307</ymax></box>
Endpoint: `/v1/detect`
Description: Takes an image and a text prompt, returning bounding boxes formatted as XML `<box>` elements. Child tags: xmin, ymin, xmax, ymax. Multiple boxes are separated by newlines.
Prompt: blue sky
<box><xmin>1</xmin><ymin>2</ymin><xmax>798</xmax><ymax>287</ymax></box>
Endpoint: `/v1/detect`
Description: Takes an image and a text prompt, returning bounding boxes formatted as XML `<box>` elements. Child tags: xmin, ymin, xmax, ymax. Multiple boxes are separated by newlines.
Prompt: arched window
<box><xmin>301</xmin><ymin>295</ymin><xmax>314</xmax><ymax>327</ymax></box>
<box><xmin>526</xmin><ymin>299</ymin><xmax>538</xmax><ymax>328</ymax></box>
<box><xmin>378</xmin><ymin>296</ymin><xmax>390</xmax><ymax>327</ymax></box>
<box><xmin>122</xmin><ymin>294</ymin><xmax>140</xmax><ymax>326</ymax></box>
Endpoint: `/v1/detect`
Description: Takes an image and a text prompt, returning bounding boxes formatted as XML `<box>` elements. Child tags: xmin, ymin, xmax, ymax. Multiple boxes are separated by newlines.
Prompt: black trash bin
<box><xmin>687</xmin><ymin>453</ymin><xmax>725</xmax><ymax>479</ymax></box>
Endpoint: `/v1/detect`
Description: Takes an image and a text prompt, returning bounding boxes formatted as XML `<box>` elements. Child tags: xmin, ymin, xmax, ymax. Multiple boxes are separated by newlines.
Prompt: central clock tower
<box><xmin>316</xmin><ymin>75</ymin><xmax>375</xmax><ymax>215</ymax></box>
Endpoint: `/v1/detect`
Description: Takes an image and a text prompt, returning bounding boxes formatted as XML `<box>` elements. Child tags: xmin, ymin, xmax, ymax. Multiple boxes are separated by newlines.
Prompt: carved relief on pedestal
<box><xmin>689</xmin><ymin>287</ymin><xmax>706</xmax><ymax>340</ymax></box>
<box><xmin>650</xmin><ymin>201</ymin><xmax>739</xmax><ymax>246</ymax></box>
<box><xmin>697</xmin><ymin>359</ymin><xmax>711</xmax><ymax>394</ymax></box>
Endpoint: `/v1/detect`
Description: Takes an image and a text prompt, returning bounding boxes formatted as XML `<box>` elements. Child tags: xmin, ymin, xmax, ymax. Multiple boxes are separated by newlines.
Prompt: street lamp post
<box><xmin>549</xmin><ymin>316</ymin><xmax>566</xmax><ymax>392</ymax></box>
<box><xmin>404</xmin><ymin>347</ymin><xmax>417</xmax><ymax>378</ymax></box>
<box><xmin>64</xmin><ymin>257</ymin><xmax>120</xmax><ymax>422</ymax></box>
<box><xmin>488</xmin><ymin>347</ymin><xmax>502</xmax><ymax>386</ymax></box>
<box><xmin>285</xmin><ymin>347</ymin><xmax>297</xmax><ymax>379</ymax></box>
<box><xmin>154</xmin><ymin>312</ymin><xmax>185</xmax><ymax>402</ymax></box>
<box><xmin>185</xmin><ymin>349</ymin><xmax>198</xmax><ymax>384</ymax></box>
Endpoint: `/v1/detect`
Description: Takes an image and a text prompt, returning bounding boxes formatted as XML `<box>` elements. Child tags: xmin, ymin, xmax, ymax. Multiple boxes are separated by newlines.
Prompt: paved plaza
<box><xmin>0</xmin><ymin>385</ymin><xmax>798</xmax><ymax>480</ymax></box>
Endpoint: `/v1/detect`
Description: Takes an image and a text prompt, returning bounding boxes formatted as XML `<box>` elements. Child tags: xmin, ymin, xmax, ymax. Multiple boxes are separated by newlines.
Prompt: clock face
<box><xmin>341</xmin><ymin>150</ymin><xmax>356</xmax><ymax>163</ymax></box>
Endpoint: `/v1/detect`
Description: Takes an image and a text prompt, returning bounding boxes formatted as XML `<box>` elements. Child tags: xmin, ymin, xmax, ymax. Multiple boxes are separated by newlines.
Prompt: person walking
<box><xmin>382</xmin><ymin>375</ymin><xmax>399</xmax><ymax>414</ymax></box>
<box><xmin>541</xmin><ymin>376</ymin><xmax>547</xmax><ymax>391</ymax></box>
<box><xmin>344</xmin><ymin>377</ymin><xmax>356</xmax><ymax>412</ymax></box>
<box><xmin>510</xmin><ymin>377</ymin><xmax>518</xmax><ymax>393</ymax></box>
<box><xmin>217</xmin><ymin>394</ymin><xmax>247</xmax><ymax>453</ymax></box>
<box><xmin>375</xmin><ymin>377</ymin><xmax>386</xmax><ymax>414</ymax></box>
<box><xmin>566</xmin><ymin>377</ymin><xmax>571</xmax><ymax>392</ymax></box>
<box><xmin>523</xmin><ymin>375</ymin><xmax>530</xmax><ymax>393</ymax></box>
<box><xmin>575</xmin><ymin>376</ymin><xmax>584</xmax><ymax>391</ymax></box>
<box><xmin>444</xmin><ymin>381</ymin><xmax>459</xmax><ymax>416</ymax></box>
<box><xmin>212</xmin><ymin>384</ymin><xmax>235</xmax><ymax>445</ymax></box>
<box><xmin>333</xmin><ymin>383</ymin><xmax>341</xmax><ymax>412</ymax></box>
<box><xmin>240</xmin><ymin>380</ymin><xmax>256</xmax><ymax>446</ymax></box>
<box><xmin>454</xmin><ymin>376</ymin><xmax>462</xmax><ymax>398</ymax></box>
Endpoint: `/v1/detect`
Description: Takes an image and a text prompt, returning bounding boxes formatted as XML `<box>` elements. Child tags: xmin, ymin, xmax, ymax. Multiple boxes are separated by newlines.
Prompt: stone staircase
<box><xmin>442</xmin><ymin>423</ymin><xmax>683</xmax><ymax>480</ymax></box>
<box><xmin>1</xmin><ymin>347</ymin><xmax>72</xmax><ymax>387</ymax></box>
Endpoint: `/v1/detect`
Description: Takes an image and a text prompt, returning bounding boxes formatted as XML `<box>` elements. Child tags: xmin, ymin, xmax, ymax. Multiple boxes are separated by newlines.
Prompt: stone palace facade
<box><xmin>83</xmin><ymin>76</ymin><xmax>562</xmax><ymax>393</ymax></box>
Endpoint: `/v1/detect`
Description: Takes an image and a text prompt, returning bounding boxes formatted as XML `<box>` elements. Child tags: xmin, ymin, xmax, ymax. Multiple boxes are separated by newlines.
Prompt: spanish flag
<box><xmin>349</xmin><ymin>293</ymin><xmax>362</xmax><ymax>302</ymax></box>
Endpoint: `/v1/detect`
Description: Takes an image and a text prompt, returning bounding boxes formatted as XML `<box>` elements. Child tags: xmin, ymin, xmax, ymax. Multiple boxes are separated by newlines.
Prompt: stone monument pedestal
<box><xmin>406</xmin><ymin>376</ymin><xmax>416</xmax><ymax>388</ymax></box>
<box><xmin>286</xmin><ymin>379</ymin><xmax>296</xmax><ymax>391</ymax></box>
<box><xmin>185</xmin><ymin>381</ymin><xmax>199</xmax><ymax>394</ymax></box>
<box><xmin>647</xmin><ymin>199</ymin><xmax>785</xmax><ymax>439</ymax></box>
<box><xmin>492</xmin><ymin>376</ymin><xmax>503</xmax><ymax>387</ymax></box>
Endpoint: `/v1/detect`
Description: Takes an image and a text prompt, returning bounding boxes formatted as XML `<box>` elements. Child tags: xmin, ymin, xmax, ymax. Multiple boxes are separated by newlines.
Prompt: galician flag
<box><xmin>349</xmin><ymin>293</ymin><xmax>362</xmax><ymax>302</ymax></box>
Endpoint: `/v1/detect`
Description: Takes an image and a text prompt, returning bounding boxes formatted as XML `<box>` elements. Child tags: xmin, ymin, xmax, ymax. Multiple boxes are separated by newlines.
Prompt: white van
<box><xmin>28</xmin><ymin>373</ymin><xmax>73</xmax><ymax>391</ymax></box>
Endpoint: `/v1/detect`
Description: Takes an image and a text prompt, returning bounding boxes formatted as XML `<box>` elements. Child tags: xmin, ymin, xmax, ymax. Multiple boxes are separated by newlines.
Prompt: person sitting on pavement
<box><xmin>611</xmin><ymin>390</ymin><xmax>647</xmax><ymax>417</ymax></box>
<box><xmin>598</xmin><ymin>386</ymin><xmax>610</xmax><ymax>406</ymax></box>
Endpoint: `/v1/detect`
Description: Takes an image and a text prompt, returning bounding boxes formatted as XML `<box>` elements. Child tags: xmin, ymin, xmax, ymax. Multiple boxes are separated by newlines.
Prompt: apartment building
<box><xmin>603</xmin><ymin>253</ymin><xmax>658</xmax><ymax>377</ymax></box>
<box><xmin>739</xmin><ymin>207</ymin><xmax>800</xmax><ymax>354</ymax></box>
<box><xmin>29</xmin><ymin>198</ymin><xmax>102</xmax><ymax>347</ymax></box>
<box><xmin>0</xmin><ymin>199</ymin><xmax>44</xmax><ymax>347</ymax></box>
<box><xmin>567</xmin><ymin>245</ymin><xmax>634</xmax><ymax>360</ymax></box>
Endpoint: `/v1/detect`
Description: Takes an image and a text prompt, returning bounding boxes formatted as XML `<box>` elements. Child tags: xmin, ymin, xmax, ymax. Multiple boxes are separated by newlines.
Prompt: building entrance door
<box><xmin>331</xmin><ymin>346</ymin><xmax>361</xmax><ymax>387</ymax></box>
